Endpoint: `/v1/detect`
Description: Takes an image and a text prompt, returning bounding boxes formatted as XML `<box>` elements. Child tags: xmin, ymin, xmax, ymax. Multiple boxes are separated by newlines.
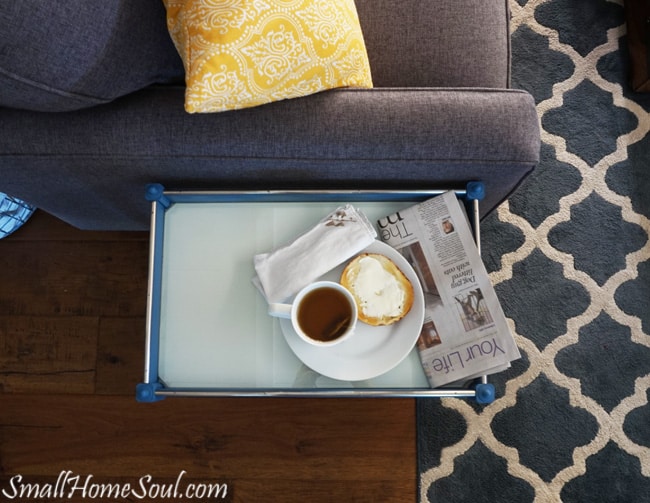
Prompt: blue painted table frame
<box><xmin>137</xmin><ymin>183</ymin><xmax>495</xmax><ymax>404</ymax></box>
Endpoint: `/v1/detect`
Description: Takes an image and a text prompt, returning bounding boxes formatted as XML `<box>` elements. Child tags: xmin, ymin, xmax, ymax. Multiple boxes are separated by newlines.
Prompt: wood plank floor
<box><xmin>0</xmin><ymin>210</ymin><xmax>416</xmax><ymax>502</ymax></box>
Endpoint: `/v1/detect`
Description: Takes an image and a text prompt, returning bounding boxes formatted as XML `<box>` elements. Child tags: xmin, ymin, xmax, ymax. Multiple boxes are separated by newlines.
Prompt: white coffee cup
<box><xmin>268</xmin><ymin>281</ymin><xmax>358</xmax><ymax>346</ymax></box>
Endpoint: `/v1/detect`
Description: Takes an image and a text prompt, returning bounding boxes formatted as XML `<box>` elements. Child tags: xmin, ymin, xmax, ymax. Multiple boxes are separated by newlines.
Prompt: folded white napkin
<box><xmin>254</xmin><ymin>205</ymin><xmax>377</xmax><ymax>303</ymax></box>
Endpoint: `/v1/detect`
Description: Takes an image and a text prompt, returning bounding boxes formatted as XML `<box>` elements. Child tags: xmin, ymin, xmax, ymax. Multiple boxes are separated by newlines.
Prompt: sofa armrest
<box><xmin>0</xmin><ymin>86</ymin><xmax>540</xmax><ymax>230</ymax></box>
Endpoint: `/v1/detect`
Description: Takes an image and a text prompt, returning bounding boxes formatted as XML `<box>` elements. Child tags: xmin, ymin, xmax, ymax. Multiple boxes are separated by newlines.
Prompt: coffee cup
<box><xmin>268</xmin><ymin>281</ymin><xmax>358</xmax><ymax>346</ymax></box>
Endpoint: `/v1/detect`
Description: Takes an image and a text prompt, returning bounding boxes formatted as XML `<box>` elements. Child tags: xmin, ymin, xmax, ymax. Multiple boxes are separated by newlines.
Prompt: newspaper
<box><xmin>378</xmin><ymin>191</ymin><xmax>520</xmax><ymax>388</ymax></box>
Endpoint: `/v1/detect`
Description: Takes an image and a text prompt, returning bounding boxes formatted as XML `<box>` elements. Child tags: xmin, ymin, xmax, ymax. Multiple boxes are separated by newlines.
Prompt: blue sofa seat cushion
<box><xmin>0</xmin><ymin>0</ymin><xmax>184</xmax><ymax>112</ymax></box>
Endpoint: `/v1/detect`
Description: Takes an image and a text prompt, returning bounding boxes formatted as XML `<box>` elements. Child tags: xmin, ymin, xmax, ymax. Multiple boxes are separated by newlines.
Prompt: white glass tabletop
<box><xmin>156</xmin><ymin>200</ymin><xmax>430</xmax><ymax>390</ymax></box>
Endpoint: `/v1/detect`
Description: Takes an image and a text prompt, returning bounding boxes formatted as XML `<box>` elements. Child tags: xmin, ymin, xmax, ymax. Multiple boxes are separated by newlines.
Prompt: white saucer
<box><xmin>279</xmin><ymin>240</ymin><xmax>425</xmax><ymax>381</ymax></box>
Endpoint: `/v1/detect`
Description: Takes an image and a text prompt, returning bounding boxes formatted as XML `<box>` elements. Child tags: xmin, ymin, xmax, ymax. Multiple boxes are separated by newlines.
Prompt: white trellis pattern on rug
<box><xmin>420</xmin><ymin>0</ymin><xmax>650</xmax><ymax>501</ymax></box>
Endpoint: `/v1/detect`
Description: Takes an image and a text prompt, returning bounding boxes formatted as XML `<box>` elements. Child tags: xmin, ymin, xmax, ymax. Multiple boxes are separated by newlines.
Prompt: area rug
<box><xmin>417</xmin><ymin>0</ymin><xmax>650</xmax><ymax>501</ymax></box>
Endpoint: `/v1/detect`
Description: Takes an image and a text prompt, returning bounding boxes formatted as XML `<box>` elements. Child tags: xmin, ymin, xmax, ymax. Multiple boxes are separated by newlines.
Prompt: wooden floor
<box><xmin>0</xmin><ymin>211</ymin><xmax>416</xmax><ymax>502</ymax></box>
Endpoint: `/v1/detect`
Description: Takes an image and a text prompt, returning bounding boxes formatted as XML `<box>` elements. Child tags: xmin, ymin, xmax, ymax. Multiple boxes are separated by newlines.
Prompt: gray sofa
<box><xmin>0</xmin><ymin>0</ymin><xmax>540</xmax><ymax>230</ymax></box>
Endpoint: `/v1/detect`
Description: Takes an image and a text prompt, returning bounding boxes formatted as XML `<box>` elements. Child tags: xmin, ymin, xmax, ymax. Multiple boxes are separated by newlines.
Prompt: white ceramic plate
<box><xmin>280</xmin><ymin>240</ymin><xmax>425</xmax><ymax>381</ymax></box>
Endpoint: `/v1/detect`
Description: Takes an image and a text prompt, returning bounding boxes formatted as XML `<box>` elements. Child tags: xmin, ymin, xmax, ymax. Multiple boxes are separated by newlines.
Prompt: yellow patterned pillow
<box><xmin>163</xmin><ymin>0</ymin><xmax>373</xmax><ymax>113</ymax></box>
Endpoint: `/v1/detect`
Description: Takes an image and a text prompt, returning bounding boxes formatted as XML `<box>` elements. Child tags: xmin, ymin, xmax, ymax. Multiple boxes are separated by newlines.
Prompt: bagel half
<box><xmin>340</xmin><ymin>253</ymin><xmax>414</xmax><ymax>326</ymax></box>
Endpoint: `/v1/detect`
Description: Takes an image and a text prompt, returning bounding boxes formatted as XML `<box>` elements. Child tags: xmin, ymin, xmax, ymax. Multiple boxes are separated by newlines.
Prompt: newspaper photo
<box><xmin>378</xmin><ymin>191</ymin><xmax>520</xmax><ymax>388</ymax></box>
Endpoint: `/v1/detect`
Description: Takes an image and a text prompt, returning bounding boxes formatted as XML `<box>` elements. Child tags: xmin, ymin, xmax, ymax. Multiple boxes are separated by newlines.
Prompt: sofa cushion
<box><xmin>354</xmin><ymin>0</ymin><xmax>511</xmax><ymax>88</ymax></box>
<box><xmin>163</xmin><ymin>0</ymin><xmax>373</xmax><ymax>113</ymax></box>
<box><xmin>0</xmin><ymin>0</ymin><xmax>184</xmax><ymax>112</ymax></box>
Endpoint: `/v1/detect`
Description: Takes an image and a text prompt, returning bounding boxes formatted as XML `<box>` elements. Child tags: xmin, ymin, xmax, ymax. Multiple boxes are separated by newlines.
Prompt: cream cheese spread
<box><xmin>351</xmin><ymin>256</ymin><xmax>405</xmax><ymax>318</ymax></box>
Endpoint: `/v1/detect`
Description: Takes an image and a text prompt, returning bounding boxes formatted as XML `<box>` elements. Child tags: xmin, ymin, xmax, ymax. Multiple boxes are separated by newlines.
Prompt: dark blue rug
<box><xmin>417</xmin><ymin>1</ymin><xmax>650</xmax><ymax>501</ymax></box>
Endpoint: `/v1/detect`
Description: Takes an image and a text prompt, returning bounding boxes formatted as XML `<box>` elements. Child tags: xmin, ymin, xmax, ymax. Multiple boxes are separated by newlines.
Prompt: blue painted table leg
<box><xmin>475</xmin><ymin>382</ymin><xmax>495</xmax><ymax>404</ymax></box>
<box><xmin>136</xmin><ymin>382</ymin><xmax>166</xmax><ymax>402</ymax></box>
